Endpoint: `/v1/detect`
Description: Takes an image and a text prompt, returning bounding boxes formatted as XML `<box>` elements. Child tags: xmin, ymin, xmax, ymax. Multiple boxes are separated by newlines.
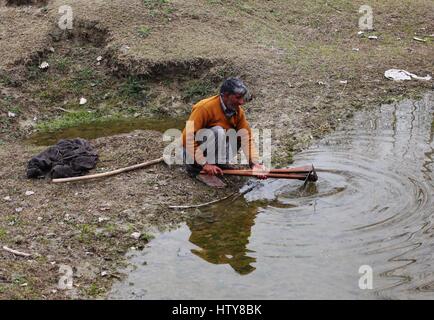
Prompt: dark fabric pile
<box><xmin>27</xmin><ymin>138</ymin><xmax>99</xmax><ymax>179</ymax></box>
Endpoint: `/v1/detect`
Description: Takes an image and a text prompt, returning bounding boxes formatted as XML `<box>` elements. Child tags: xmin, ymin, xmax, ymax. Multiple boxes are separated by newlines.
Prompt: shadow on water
<box><xmin>25</xmin><ymin>117</ymin><xmax>186</xmax><ymax>146</ymax></box>
<box><xmin>109</xmin><ymin>93</ymin><xmax>434</xmax><ymax>299</ymax></box>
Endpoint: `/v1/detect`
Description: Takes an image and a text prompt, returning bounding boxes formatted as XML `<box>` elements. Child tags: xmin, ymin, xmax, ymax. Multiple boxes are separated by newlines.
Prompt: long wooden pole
<box><xmin>200</xmin><ymin>170</ymin><xmax>309</xmax><ymax>180</ymax></box>
<box><xmin>51</xmin><ymin>157</ymin><xmax>164</xmax><ymax>183</ymax></box>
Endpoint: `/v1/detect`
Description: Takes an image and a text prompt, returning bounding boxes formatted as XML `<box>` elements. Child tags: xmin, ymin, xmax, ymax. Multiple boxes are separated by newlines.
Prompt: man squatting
<box><xmin>181</xmin><ymin>77</ymin><xmax>267</xmax><ymax>180</ymax></box>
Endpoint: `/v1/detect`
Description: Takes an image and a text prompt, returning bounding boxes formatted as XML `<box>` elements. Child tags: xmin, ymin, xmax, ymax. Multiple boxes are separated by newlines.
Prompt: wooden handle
<box><xmin>52</xmin><ymin>157</ymin><xmax>164</xmax><ymax>183</ymax></box>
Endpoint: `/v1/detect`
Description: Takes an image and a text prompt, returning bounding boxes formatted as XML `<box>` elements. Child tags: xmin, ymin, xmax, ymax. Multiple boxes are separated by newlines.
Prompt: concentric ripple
<box><xmin>110</xmin><ymin>93</ymin><xmax>434</xmax><ymax>300</ymax></box>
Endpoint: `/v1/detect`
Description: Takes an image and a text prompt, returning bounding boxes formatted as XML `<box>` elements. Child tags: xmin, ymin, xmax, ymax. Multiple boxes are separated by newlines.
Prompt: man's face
<box><xmin>223</xmin><ymin>93</ymin><xmax>246</xmax><ymax>110</ymax></box>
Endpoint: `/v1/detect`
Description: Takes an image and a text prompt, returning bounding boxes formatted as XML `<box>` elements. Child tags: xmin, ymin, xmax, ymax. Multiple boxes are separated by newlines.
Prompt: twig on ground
<box><xmin>54</xmin><ymin>107</ymin><xmax>73</xmax><ymax>113</ymax></box>
<box><xmin>2</xmin><ymin>246</ymin><xmax>32</xmax><ymax>257</ymax></box>
<box><xmin>169</xmin><ymin>181</ymin><xmax>261</xmax><ymax>209</ymax></box>
<box><xmin>169</xmin><ymin>191</ymin><xmax>238</xmax><ymax>209</ymax></box>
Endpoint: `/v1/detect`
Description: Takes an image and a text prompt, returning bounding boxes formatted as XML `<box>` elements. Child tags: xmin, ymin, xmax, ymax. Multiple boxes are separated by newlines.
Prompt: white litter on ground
<box><xmin>384</xmin><ymin>69</ymin><xmax>432</xmax><ymax>81</ymax></box>
<box><xmin>39</xmin><ymin>61</ymin><xmax>49</xmax><ymax>69</ymax></box>
<box><xmin>131</xmin><ymin>232</ymin><xmax>141</xmax><ymax>240</ymax></box>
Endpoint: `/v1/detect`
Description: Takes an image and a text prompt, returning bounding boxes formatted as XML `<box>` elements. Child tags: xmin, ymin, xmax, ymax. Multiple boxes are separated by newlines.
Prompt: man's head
<box><xmin>220</xmin><ymin>77</ymin><xmax>248</xmax><ymax>111</ymax></box>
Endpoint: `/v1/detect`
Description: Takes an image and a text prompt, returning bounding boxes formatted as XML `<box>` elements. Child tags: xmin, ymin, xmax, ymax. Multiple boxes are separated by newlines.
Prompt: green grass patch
<box><xmin>6</xmin><ymin>215</ymin><xmax>21</xmax><ymax>227</ymax></box>
<box><xmin>69</xmin><ymin>68</ymin><xmax>97</xmax><ymax>93</ymax></box>
<box><xmin>138</xmin><ymin>26</ymin><xmax>151</xmax><ymax>38</ymax></box>
<box><xmin>143</xmin><ymin>0</ymin><xmax>169</xmax><ymax>9</ymax></box>
<box><xmin>86</xmin><ymin>282</ymin><xmax>105</xmax><ymax>297</ymax></box>
<box><xmin>78</xmin><ymin>223</ymin><xmax>96</xmax><ymax>243</ymax></box>
<box><xmin>0</xmin><ymin>228</ymin><xmax>7</xmax><ymax>240</ymax></box>
<box><xmin>54</xmin><ymin>57</ymin><xmax>73</xmax><ymax>73</ymax></box>
<box><xmin>8</xmin><ymin>105</ymin><xmax>21</xmax><ymax>115</ymax></box>
<box><xmin>12</xmin><ymin>274</ymin><xmax>28</xmax><ymax>286</ymax></box>
<box><xmin>120</xmin><ymin>76</ymin><xmax>149</xmax><ymax>99</ymax></box>
<box><xmin>182</xmin><ymin>79</ymin><xmax>215</xmax><ymax>102</ymax></box>
<box><xmin>141</xmin><ymin>232</ymin><xmax>154</xmax><ymax>242</ymax></box>
<box><xmin>36</xmin><ymin>109</ymin><xmax>124</xmax><ymax>132</ymax></box>
<box><xmin>0</xmin><ymin>73</ymin><xmax>13</xmax><ymax>86</ymax></box>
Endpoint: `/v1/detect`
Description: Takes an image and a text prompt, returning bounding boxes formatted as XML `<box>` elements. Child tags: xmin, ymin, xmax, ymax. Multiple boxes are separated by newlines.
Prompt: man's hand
<box><xmin>251</xmin><ymin>163</ymin><xmax>268</xmax><ymax>180</ymax></box>
<box><xmin>202</xmin><ymin>163</ymin><xmax>224</xmax><ymax>176</ymax></box>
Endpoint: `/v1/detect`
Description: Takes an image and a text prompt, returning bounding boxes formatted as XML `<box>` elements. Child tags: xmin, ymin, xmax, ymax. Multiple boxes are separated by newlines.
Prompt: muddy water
<box><xmin>109</xmin><ymin>93</ymin><xmax>434</xmax><ymax>299</ymax></box>
<box><xmin>26</xmin><ymin>117</ymin><xmax>185</xmax><ymax>146</ymax></box>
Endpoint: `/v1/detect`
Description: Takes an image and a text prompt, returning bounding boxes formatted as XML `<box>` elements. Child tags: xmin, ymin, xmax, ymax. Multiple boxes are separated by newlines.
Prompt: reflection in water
<box><xmin>187</xmin><ymin>200</ymin><xmax>259</xmax><ymax>275</ymax></box>
<box><xmin>187</xmin><ymin>195</ymin><xmax>302</xmax><ymax>275</ymax></box>
<box><xmin>109</xmin><ymin>93</ymin><xmax>434</xmax><ymax>299</ymax></box>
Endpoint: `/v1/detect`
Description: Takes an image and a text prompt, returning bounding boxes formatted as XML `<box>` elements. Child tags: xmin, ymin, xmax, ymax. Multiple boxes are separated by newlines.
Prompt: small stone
<box><xmin>50</xmin><ymin>261</ymin><xmax>56</xmax><ymax>265</ymax></box>
<box><xmin>3</xmin><ymin>196</ymin><xmax>11</xmax><ymax>201</ymax></box>
<box><xmin>79</xmin><ymin>97</ymin><xmax>87</xmax><ymax>105</ymax></box>
<box><xmin>49</xmin><ymin>47</ymin><xmax>55</xmax><ymax>53</ymax></box>
<box><xmin>15</xmin><ymin>207</ymin><xmax>23</xmax><ymax>213</ymax></box>
<box><xmin>39</xmin><ymin>61</ymin><xmax>49</xmax><ymax>70</ymax></box>
<box><xmin>37</xmin><ymin>216</ymin><xmax>43</xmax><ymax>221</ymax></box>
<box><xmin>339</xmin><ymin>80</ymin><xmax>348</xmax><ymax>84</ymax></box>
<box><xmin>352</xmin><ymin>48</ymin><xmax>359</xmax><ymax>52</ymax></box>
<box><xmin>96</xmin><ymin>56</ymin><xmax>103</xmax><ymax>62</ymax></box>
<box><xmin>101</xmin><ymin>271</ymin><xmax>108</xmax><ymax>277</ymax></box>
<box><xmin>120</xmin><ymin>45</ymin><xmax>130</xmax><ymax>54</ymax></box>
<box><xmin>51</xmin><ymin>289</ymin><xmax>58</xmax><ymax>294</ymax></box>
<box><xmin>25</xmin><ymin>190</ymin><xmax>35</xmax><ymax>196</ymax></box>
<box><xmin>98</xmin><ymin>216</ymin><xmax>110</xmax><ymax>223</ymax></box>
<box><xmin>368</xmin><ymin>35</ymin><xmax>378</xmax><ymax>40</ymax></box>
<box><xmin>357</xmin><ymin>31</ymin><xmax>364</xmax><ymax>36</ymax></box>
<box><xmin>131</xmin><ymin>232</ymin><xmax>141</xmax><ymax>240</ymax></box>
<box><xmin>8</xmin><ymin>111</ymin><xmax>16</xmax><ymax>118</ymax></box>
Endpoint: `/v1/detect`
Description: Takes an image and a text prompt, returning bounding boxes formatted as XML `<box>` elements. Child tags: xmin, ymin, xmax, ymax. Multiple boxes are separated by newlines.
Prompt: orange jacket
<box><xmin>182</xmin><ymin>95</ymin><xmax>259</xmax><ymax>166</ymax></box>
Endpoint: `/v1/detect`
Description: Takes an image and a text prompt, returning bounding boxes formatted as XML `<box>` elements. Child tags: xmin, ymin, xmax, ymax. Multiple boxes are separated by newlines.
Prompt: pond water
<box><xmin>26</xmin><ymin>117</ymin><xmax>185</xmax><ymax>146</ymax></box>
<box><xmin>109</xmin><ymin>93</ymin><xmax>434</xmax><ymax>299</ymax></box>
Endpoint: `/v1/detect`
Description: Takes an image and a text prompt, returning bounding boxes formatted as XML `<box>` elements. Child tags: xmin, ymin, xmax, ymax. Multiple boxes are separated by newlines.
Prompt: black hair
<box><xmin>220</xmin><ymin>77</ymin><xmax>248</xmax><ymax>96</ymax></box>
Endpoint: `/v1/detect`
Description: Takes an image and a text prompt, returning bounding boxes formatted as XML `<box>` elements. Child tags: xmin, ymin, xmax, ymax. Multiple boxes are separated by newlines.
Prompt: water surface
<box><xmin>110</xmin><ymin>93</ymin><xmax>434</xmax><ymax>299</ymax></box>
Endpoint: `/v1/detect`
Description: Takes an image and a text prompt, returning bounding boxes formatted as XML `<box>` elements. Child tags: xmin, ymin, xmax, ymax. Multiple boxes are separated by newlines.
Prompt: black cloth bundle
<box><xmin>27</xmin><ymin>138</ymin><xmax>98</xmax><ymax>179</ymax></box>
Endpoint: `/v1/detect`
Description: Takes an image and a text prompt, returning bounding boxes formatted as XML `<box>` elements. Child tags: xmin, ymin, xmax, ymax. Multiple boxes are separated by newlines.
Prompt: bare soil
<box><xmin>0</xmin><ymin>0</ymin><xmax>433</xmax><ymax>299</ymax></box>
